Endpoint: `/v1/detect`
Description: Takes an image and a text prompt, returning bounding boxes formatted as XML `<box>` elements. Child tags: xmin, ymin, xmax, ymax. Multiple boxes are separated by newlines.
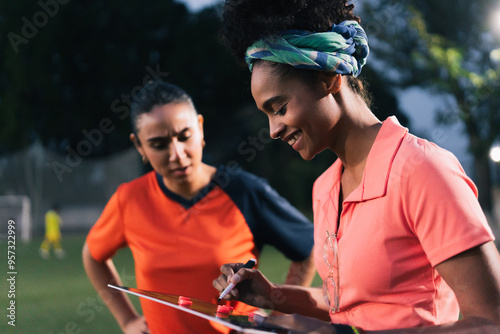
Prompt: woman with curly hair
<box><xmin>213</xmin><ymin>0</ymin><xmax>500</xmax><ymax>333</ymax></box>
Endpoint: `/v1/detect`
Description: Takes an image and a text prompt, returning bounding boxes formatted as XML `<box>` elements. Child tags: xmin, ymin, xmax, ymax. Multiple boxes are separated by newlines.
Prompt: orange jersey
<box><xmin>87</xmin><ymin>166</ymin><xmax>313</xmax><ymax>334</ymax></box>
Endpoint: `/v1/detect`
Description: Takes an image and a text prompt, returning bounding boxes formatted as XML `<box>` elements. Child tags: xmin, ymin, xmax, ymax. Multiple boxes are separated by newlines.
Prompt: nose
<box><xmin>169</xmin><ymin>140</ymin><xmax>186</xmax><ymax>161</ymax></box>
<box><xmin>269</xmin><ymin>117</ymin><xmax>285</xmax><ymax>140</ymax></box>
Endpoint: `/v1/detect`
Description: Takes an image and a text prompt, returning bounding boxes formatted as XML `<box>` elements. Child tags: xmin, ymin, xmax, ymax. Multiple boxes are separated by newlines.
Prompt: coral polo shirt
<box><xmin>313</xmin><ymin>117</ymin><xmax>494</xmax><ymax>330</ymax></box>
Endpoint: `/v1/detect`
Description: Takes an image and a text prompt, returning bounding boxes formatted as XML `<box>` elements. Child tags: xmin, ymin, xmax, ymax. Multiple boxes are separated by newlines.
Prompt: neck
<box><xmin>329</xmin><ymin>91</ymin><xmax>382</xmax><ymax>189</ymax></box>
<box><xmin>337</xmin><ymin>118</ymin><xmax>382</xmax><ymax>171</ymax></box>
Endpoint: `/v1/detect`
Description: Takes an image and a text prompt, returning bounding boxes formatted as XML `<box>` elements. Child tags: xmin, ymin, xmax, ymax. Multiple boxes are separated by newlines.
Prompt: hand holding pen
<box><xmin>214</xmin><ymin>258</ymin><xmax>277</xmax><ymax>309</ymax></box>
<box><xmin>217</xmin><ymin>259</ymin><xmax>257</xmax><ymax>301</ymax></box>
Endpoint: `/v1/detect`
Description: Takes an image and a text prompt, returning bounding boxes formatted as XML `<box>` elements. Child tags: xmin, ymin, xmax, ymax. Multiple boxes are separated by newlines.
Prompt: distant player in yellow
<box><xmin>39</xmin><ymin>204</ymin><xmax>65</xmax><ymax>259</ymax></box>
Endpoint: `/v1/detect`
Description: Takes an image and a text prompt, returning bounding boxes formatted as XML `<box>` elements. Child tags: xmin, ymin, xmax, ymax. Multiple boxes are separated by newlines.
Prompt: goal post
<box><xmin>0</xmin><ymin>195</ymin><xmax>31</xmax><ymax>242</ymax></box>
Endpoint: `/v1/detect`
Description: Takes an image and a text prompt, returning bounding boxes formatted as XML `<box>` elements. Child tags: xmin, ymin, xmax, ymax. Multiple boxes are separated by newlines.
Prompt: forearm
<box><xmin>284</xmin><ymin>253</ymin><xmax>316</xmax><ymax>287</ymax></box>
<box><xmin>270</xmin><ymin>284</ymin><xmax>330</xmax><ymax>321</ymax></box>
<box><xmin>82</xmin><ymin>243</ymin><xmax>139</xmax><ymax>331</ymax></box>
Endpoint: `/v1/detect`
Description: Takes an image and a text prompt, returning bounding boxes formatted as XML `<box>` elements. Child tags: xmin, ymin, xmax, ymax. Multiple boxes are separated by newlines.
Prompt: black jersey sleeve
<box><xmin>217</xmin><ymin>165</ymin><xmax>314</xmax><ymax>262</ymax></box>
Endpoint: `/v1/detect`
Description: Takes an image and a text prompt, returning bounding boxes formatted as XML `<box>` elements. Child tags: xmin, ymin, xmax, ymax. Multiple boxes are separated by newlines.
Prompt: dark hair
<box><xmin>220</xmin><ymin>0</ymin><xmax>371</xmax><ymax>106</ymax></box>
<box><xmin>130</xmin><ymin>81</ymin><xmax>194</xmax><ymax>134</ymax></box>
<box><xmin>221</xmin><ymin>0</ymin><xmax>359</xmax><ymax>59</ymax></box>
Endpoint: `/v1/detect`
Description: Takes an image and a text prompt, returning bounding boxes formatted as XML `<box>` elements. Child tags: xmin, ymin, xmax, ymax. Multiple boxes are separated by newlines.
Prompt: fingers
<box><xmin>228</xmin><ymin>266</ymin><xmax>253</xmax><ymax>296</ymax></box>
<box><xmin>213</xmin><ymin>262</ymin><xmax>254</xmax><ymax>300</ymax></box>
<box><xmin>140</xmin><ymin>317</ymin><xmax>150</xmax><ymax>334</ymax></box>
<box><xmin>213</xmin><ymin>275</ymin><xmax>229</xmax><ymax>294</ymax></box>
<box><xmin>220</xmin><ymin>262</ymin><xmax>239</xmax><ymax>277</ymax></box>
<box><xmin>213</xmin><ymin>263</ymin><xmax>239</xmax><ymax>299</ymax></box>
<box><xmin>123</xmin><ymin>315</ymin><xmax>150</xmax><ymax>334</ymax></box>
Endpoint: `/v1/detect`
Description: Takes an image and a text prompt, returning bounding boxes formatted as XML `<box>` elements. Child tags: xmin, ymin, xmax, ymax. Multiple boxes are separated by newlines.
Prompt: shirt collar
<box><xmin>314</xmin><ymin>116</ymin><xmax>408</xmax><ymax>206</ymax></box>
<box><xmin>353</xmin><ymin>116</ymin><xmax>408</xmax><ymax>201</ymax></box>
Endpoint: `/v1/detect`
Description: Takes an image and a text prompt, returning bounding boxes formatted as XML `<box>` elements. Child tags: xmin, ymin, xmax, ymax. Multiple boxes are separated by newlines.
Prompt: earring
<box><xmin>142</xmin><ymin>156</ymin><xmax>148</xmax><ymax>164</ymax></box>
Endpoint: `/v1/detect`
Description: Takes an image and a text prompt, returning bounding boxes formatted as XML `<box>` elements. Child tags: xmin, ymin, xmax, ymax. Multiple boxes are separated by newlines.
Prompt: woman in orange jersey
<box><xmin>82</xmin><ymin>81</ymin><xmax>316</xmax><ymax>334</ymax></box>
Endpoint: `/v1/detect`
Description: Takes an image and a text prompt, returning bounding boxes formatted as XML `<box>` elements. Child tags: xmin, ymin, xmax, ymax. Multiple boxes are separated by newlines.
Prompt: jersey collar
<box><xmin>155</xmin><ymin>167</ymin><xmax>221</xmax><ymax>209</ymax></box>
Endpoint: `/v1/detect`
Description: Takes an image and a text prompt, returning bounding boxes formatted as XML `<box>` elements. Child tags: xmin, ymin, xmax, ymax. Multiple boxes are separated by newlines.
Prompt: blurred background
<box><xmin>0</xmin><ymin>0</ymin><xmax>499</xmax><ymax>332</ymax></box>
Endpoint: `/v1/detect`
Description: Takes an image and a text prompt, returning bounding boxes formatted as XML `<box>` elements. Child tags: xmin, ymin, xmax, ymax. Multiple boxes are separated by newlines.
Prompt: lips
<box><xmin>170</xmin><ymin>166</ymin><xmax>189</xmax><ymax>175</ymax></box>
<box><xmin>284</xmin><ymin>130</ymin><xmax>302</xmax><ymax>146</ymax></box>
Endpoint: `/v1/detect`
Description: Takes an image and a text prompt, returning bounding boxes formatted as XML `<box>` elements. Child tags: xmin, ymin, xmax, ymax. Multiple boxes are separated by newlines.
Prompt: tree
<box><xmin>0</xmin><ymin>0</ymin><xmax>250</xmax><ymax>157</ymax></box>
<box><xmin>360</xmin><ymin>0</ymin><xmax>500</xmax><ymax>214</ymax></box>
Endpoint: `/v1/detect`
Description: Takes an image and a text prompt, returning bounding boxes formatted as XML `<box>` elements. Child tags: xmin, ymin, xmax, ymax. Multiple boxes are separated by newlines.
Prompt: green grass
<box><xmin>0</xmin><ymin>235</ymin><xmax>320</xmax><ymax>334</ymax></box>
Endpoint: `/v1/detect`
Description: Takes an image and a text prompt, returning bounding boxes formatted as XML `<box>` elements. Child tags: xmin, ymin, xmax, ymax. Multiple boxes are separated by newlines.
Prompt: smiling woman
<box><xmin>211</xmin><ymin>0</ymin><xmax>500</xmax><ymax>333</ymax></box>
<box><xmin>250</xmin><ymin>66</ymin><xmax>353</xmax><ymax>161</ymax></box>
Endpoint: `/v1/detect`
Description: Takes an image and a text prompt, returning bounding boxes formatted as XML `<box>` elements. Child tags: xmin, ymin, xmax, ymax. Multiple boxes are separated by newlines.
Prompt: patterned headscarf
<box><xmin>245</xmin><ymin>20</ymin><xmax>369</xmax><ymax>77</ymax></box>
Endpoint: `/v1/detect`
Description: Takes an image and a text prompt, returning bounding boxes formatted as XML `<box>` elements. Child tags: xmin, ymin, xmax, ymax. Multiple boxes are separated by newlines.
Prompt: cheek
<box><xmin>310</xmin><ymin>101</ymin><xmax>337</xmax><ymax>132</ymax></box>
<box><xmin>191</xmin><ymin>143</ymin><xmax>204</xmax><ymax>158</ymax></box>
<box><xmin>301</xmin><ymin>108</ymin><xmax>333</xmax><ymax>151</ymax></box>
<box><xmin>146</xmin><ymin>150</ymin><xmax>169</xmax><ymax>165</ymax></box>
<box><xmin>185</xmin><ymin>137</ymin><xmax>204</xmax><ymax>157</ymax></box>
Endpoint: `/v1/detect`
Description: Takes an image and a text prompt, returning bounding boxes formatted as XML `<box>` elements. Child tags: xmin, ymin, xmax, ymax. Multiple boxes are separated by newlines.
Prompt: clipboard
<box><xmin>108</xmin><ymin>284</ymin><xmax>287</xmax><ymax>333</ymax></box>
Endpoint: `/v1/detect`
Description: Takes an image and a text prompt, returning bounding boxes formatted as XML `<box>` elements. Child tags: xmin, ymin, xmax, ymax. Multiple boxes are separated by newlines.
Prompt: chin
<box><xmin>298</xmin><ymin>150</ymin><xmax>316</xmax><ymax>161</ymax></box>
<box><xmin>299</xmin><ymin>145</ymin><xmax>326</xmax><ymax>161</ymax></box>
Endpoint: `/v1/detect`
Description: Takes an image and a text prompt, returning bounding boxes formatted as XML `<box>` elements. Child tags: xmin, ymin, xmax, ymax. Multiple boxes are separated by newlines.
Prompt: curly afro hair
<box><xmin>220</xmin><ymin>0</ymin><xmax>371</xmax><ymax>107</ymax></box>
<box><xmin>220</xmin><ymin>0</ymin><xmax>360</xmax><ymax>59</ymax></box>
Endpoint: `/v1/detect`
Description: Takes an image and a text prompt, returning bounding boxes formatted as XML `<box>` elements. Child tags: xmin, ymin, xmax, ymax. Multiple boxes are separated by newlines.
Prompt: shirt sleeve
<box><xmin>86</xmin><ymin>187</ymin><xmax>128</xmax><ymax>262</ymax></box>
<box><xmin>253</xmin><ymin>179</ymin><xmax>315</xmax><ymax>262</ymax></box>
<box><xmin>401</xmin><ymin>145</ymin><xmax>494</xmax><ymax>267</ymax></box>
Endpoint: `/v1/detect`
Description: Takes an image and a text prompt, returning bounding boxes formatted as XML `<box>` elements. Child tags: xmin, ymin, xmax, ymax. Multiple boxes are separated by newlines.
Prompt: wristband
<box><xmin>332</xmin><ymin>323</ymin><xmax>363</xmax><ymax>334</ymax></box>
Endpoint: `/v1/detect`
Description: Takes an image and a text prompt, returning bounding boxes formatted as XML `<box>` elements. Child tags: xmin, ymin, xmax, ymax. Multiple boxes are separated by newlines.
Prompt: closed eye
<box><xmin>274</xmin><ymin>103</ymin><xmax>288</xmax><ymax>116</ymax></box>
<box><xmin>177</xmin><ymin>129</ymin><xmax>192</xmax><ymax>142</ymax></box>
<box><xmin>149</xmin><ymin>140</ymin><xmax>168</xmax><ymax>150</ymax></box>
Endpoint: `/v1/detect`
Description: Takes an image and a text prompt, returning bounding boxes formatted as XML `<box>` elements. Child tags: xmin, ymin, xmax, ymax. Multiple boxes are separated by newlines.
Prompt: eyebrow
<box><xmin>146</xmin><ymin>127</ymin><xmax>191</xmax><ymax>142</ymax></box>
<box><xmin>146</xmin><ymin>136</ymin><xmax>168</xmax><ymax>142</ymax></box>
<box><xmin>262</xmin><ymin>95</ymin><xmax>288</xmax><ymax>112</ymax></box>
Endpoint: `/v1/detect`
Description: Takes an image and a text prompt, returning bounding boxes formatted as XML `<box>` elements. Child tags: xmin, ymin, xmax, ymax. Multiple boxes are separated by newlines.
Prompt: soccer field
<box><xmin>0</xmin><ymin>235</ymin><xmax>321</xmax><ymax>334</ymax></box>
